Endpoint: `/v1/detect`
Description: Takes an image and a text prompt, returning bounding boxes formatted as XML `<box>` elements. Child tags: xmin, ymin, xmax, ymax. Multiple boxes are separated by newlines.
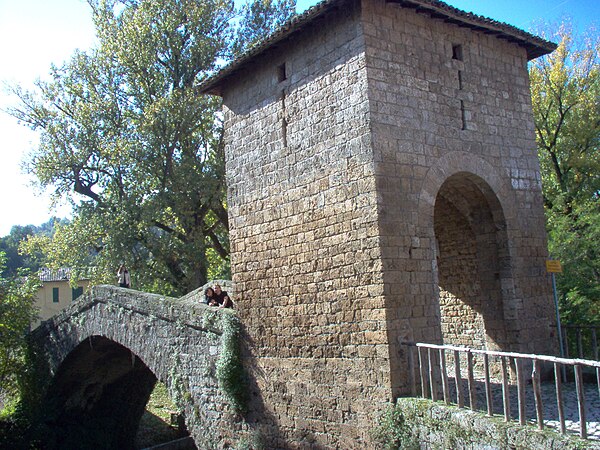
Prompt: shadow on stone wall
<box><xmin>237</xmin><ymin>322</ymin><xmax>295</xmax><ymax>450</ymax></box>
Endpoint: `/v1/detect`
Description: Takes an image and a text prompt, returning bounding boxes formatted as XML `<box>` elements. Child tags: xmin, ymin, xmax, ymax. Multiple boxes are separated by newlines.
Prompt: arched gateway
<box><xmin>434</xmin><ymin>172</ymin><xmax>511</xmax><ymax>351</ymax></box>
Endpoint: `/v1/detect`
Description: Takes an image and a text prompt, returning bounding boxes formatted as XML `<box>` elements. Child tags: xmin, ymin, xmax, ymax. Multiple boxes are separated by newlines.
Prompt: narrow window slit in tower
<box><xmin>281</xmin><ymin>91</ymin><xmax>287</xmax><ymax>147</ymax></box>
<box><xmin>458</xmin><ymin>70</ymin><xmax>463</xmax><ymax>90</ymax></box>
<box><xmin>277</xmin><ymin>63</ymin><xmax>287</xmax><ymax>82</ymax></box>
<box><xmin>452</xmin><ymin>44</ymin><xmax>463</xmax><ymax>61</ymax></box>
<box><xmin>460</xmin><ymin>100</ymin><xmax>466</xmax><ymax>130</ymax></box>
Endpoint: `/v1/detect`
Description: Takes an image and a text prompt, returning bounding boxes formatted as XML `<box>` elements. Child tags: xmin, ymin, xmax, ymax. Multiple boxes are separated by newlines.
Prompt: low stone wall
<box><xmin>391</xmin><ymin>398</ymin><xmax>598</xmax><ymax>449</ymax></box>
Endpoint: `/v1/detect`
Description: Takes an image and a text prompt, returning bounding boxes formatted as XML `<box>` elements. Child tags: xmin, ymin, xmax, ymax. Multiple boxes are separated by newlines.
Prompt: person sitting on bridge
<box><xmin>205</xmin><ymin>287</ymin><xmax>219</xmax><ymax>306</ymax></box>
<box><xmin>213</xmin><ymin>284</ymin><xmax>233</xmax><ymax>308</ymax></box>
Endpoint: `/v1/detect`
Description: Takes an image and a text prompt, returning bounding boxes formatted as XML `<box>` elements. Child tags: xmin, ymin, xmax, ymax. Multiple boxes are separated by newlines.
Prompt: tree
<box><xmin>0</xmin><ymin>253</ymin><xmax>39</xmax><ymax>407</ymax></box>
<box><xmin>10</xmin><ymin>0</ymin><xmax>295</xmax><ymax>296</ymax></box>
<box><xmin>232</xmin><ymin>0</ymin><xmax>296</xmax><ymax>56</ymax></box>
<box><xmin>0</xmin><ymin>218</ymin><xmax>65</xmax><ymax>277</ymax></box>
<box><xmin>529</xmin><ymin>23</ymin><xmax>600</xmax><ymax>324</ymax></box>
<box><xmin>0</xmin><ymin>226</ymin><xmax>39</xmax><ymax>278</ymax></box>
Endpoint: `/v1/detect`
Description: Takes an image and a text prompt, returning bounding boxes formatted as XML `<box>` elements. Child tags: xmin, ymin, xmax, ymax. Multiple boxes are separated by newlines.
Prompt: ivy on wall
<box><xmin>216</xmin><ymin>312</ymin><xmax>248</xmax><ymax>414</ymax></box>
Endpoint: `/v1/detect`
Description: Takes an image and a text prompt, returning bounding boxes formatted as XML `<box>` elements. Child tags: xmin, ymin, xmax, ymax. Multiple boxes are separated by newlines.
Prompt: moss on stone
<box><xmin>372</xmin><ymin>398</ymin><xmax>599</xmax><ymax>450</ymax></box>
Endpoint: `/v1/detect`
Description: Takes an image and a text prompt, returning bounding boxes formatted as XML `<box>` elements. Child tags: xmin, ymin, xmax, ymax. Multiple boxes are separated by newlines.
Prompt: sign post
<box><xmin>546</xmin><ymin>259</ymin><xmax>566</xmax><ymax>380</ymax></box>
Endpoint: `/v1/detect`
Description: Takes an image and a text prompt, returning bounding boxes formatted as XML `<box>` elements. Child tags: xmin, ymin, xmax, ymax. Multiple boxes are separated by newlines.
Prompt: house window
<box><xmin>52</xmin><ymin>287</ymin><xmax>59</xmax><ymax>303</ymax></box>
<box><xmin>72</xmin><ymin>286</ymin><xmax>84</xmax><ymax>301</ymax></box>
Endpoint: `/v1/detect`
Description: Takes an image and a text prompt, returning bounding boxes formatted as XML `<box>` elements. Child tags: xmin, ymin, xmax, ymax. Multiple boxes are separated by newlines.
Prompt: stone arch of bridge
<box><xmin>30</xmin><ymin>285</ymin><xmax>229</xmax><ymax>449</ymax></box>
<box><xmin>40</xmin><ymin>335</ymin><xmax>160</xmax><ymax>449</ymax></box>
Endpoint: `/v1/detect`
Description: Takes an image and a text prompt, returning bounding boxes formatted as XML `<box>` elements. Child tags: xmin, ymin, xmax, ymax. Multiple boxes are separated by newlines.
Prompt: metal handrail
<box><xmin>401</xmin><ymin>341</ymin><xmax>600</xmax><ymax>439</ymax></box>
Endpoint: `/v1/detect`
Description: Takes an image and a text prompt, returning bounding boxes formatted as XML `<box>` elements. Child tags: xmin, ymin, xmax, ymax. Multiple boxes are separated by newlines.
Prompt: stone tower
<box><xmin>201</xmin><ymin>0</ymin><xmax>557</xmax><ymax>446</ymax></box>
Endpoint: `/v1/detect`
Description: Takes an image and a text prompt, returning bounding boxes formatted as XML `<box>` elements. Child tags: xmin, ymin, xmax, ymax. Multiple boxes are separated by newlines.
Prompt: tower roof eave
<box><xmin>198</xmin><ymin>0</ymin><xmax>557</xmax><ymax>96</ymax></box>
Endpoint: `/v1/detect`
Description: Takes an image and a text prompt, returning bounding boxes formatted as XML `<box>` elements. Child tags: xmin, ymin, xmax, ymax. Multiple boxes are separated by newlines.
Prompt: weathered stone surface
<box><xmin>221</xmin><ymin>3</ymin><xmax>390</xmax><ymax>447</ymax></box>
<box><xmin>26</xmin><ymin>0</ymin><xmax>558</xmax><ymax>448</ymax></box>
<box><xmin>30</xmin><ymin>285</ymin><xmax>237</xmax><ymax>449</ymax></box>
<box><xmin>213</xmin><ymin>0</ymin><xmax>556</xmax><ymax>447</ymax></box>
<box><xmin>393</xmin><ymin>398</ymin><xmax>600</xmax><ymax>450</ymax></box>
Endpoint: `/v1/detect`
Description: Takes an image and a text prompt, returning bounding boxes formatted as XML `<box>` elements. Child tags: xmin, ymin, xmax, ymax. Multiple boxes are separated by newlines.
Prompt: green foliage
<box><xmin>232</xmin><ymin>0</ymin><xmax>296</xmax><ymax>56</ymax></box>
<box><xmin>9</xmin><ymin>0</ymin><xmax>231</xmax><ymax>296</ymax></box>
<box><xmin>0</xmin><ymin>217</ymin><xmax>65</xmax><ymax>278</ymax></box>
<box><xmin>0</xmin><ymin>264</ymin><xmax>45</xmax><ymax>447</ymax></box>
<box><xmin>530</xmin><ymin>23</ymin><xmax>600</xmax><ymax>324</ymax></box>
<box><xmin>235</xmin><ymin>428</ymin><xmax>266</xmax><ymax>450</ymax></box>
<box><xmin>0</xmin><ymin>253</ymin><xmax>40</xmax><ymax>406</ymax></box>
<box><xmin>375</xmin><ymin>399</ymin><xmax>592</xmax><ymax>450</ymax></box>
<box><xmin>202</xmin><ymin>308</ymin><xmax>219</xmax><ymax>329</ymax></box>
<box><xmin>0</xmin><ymin>339</ymin><xmax>53</xmax><ymax>449</ymax></box>
<box><xmin>371</xmin><ymin>403</ymin><xmax>418</xmax><ymax>450</ymax></box>
<box><xmin>19</xmin><ymin>216</ymin><xmax>111</xmax><ymax>287</ymax></box>
<box><xmin>548</xmin><ymin>200</ymin><xmax>600</xmax><ymax>323</ymax></box>
<box><xmin>216</xmin><ymin>312</ymin><xmax>247</xmax><ymax>414</ymax></box>
<box><xmin>8</xmin><ymin>0</ymin><xmax>295</xmax><ymax>296</ymax></box>
<box><xmin>136</xmin><ymin>381</ymin><xmax>182</xmax><ymax>448</ymax></box>
<box><xmin>206</xmin><ymin>246</ymin><xmax>231</xmax><ymax>281</ymax></box>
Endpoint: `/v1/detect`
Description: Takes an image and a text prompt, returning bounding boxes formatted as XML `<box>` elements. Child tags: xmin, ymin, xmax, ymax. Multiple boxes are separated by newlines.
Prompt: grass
<box><xmin>135</xmin><ymin>381</ymin><xmax>185</xmax><ymax>449</ymax></box>
<box><xmin>0</xmin><ymin>382</ymin><xmax>189</xmax><ymax>449</ymax></box>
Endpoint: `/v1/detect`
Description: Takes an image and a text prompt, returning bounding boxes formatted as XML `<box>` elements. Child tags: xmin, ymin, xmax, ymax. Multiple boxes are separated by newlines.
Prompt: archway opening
<box><xmin>39</xmin><ymin>336</ymin><xmax>190</xmax><ymax>449</ymax></box>
<box><xmin>433</xmin><ymin>172</ymin><xmax>510</xmax><ymax>351</ymax></box>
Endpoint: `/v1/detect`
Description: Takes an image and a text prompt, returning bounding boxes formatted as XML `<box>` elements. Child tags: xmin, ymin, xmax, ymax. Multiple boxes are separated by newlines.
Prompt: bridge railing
<box><xmin>401</xmin><ymin>342</ymin><xmax>600</xmax><ymax>440</ymax></box>
<box><xmin>559</xmin><ymin>324</ymin><xmax>599</xmax><ymax>361</ymax></box>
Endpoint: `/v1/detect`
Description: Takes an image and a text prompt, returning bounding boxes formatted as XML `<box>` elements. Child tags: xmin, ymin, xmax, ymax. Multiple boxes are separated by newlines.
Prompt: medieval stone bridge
<box><xmin>30</xmin><ymin>285</ymin><xmax>239</xmax><ymax>449</ymax></box>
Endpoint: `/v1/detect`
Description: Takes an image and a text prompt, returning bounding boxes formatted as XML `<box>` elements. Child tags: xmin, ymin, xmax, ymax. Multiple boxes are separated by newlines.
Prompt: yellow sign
<box><xmin>546</xmin><ymin>260</ymin><xmax>563</xmax><ymax>273</ymax></box>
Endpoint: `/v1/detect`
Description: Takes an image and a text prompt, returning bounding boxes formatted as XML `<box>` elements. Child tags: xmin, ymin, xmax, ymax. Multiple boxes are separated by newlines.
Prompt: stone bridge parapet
<box><xmin>29</xmin><ymin>285</ymin><xmax>240</xmax><ymax>449</ymax></box>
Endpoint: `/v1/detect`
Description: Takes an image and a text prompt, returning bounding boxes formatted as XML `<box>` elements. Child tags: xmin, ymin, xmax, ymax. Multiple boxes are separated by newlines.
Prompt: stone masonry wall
<box><xmin>219</xmin><ymin>0</ymin><xmax>557</xmax><ymax>446</ymax></box>
<box><xmin>435</xmin><ymin>195</ymin><xmax>486</xmax><ymax>350</ymax></box>
<box><xmin>434</xmin><ymin>176</ymin><xmax>508</xmax><ymax>352</ymax></box>
<box><xmin>393</xmin><ymin>398</ymin><xmax>599</xmax><ymax>450</ymax></box>
<box><xmin>31</xmin><ymin>286</ymin><xmax>237</xmax><ymax>448</ymax></box>
<box><xmin>221</xmin><ymin>2</ymin><xmax>393</xmax><ymax>447</ymax></box>
<box><xmin>360</xmin><ymin>0</ymin><xmax>556</xmax><ymax>396</ymax></box>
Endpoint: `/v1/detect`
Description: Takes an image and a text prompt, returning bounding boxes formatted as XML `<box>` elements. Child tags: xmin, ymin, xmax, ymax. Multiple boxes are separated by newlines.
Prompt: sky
<box><xmin>0</xmin><ymin>0</ymin><xmax>598</xmax><ymax>237</ymax></box>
